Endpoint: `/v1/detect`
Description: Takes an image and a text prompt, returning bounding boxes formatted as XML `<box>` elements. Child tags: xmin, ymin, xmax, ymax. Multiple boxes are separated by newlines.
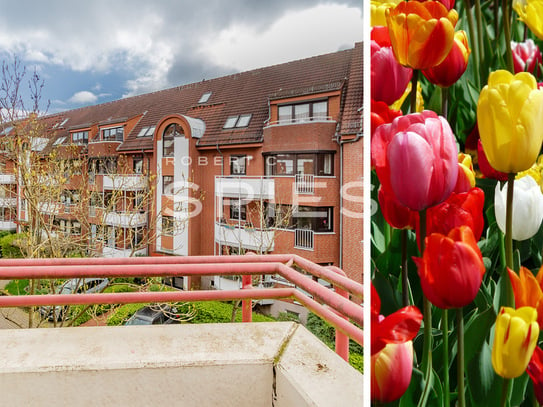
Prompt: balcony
<box><xmin>0</xmin><ymin>174</ymin><xmax>15</xmax><ymax>184</ymax></box>
<box><xmin>103</xmin><ymin>174</ymin><xmax>147</xmax><ymax>191</ymax></box>
<box><xmin>0</xmin><ymin>197</ymin><xmax>16</xmax><ymax>207</ymax></box>
<box><xmin>295</xmin><ymin>174</ymin><xmax>314</xmax><ymax>194</ymax></box>
<box><xmin>295</xmin><ymin>229</ymin><xmax>314</xmax><ymax>251</ymax></box>
<box><xmin>0</xmin><ymin>220</ymin><xmax>16</xmax><ymax>231</ymax></box>
<box><xmin>215</xmin><ymin>222</ymin><xmax>275</xmax><ymax>252</ymax></box>
<box><xmin>0</xmin><ymin>255</ymin><xmax>362</xmax><ymax>406</ymax></box>
<box><xmin>104</xmin><ymin>211</ymin><xmax>147</xmax><ymax>228</ymax></box>
<box><xmin>215</xmin><ymin>176</ymin><xmax>274</xmax><ymax>200</ymax></box>
<box><xmin>102</xmin><ymin>246</ymin><xmax>147</xmax><ymax>258</ymax></box>
<box><xmin>38</xmin><ymin>202</ymin><xmax>61</xmax><ymax>215</ymax></box>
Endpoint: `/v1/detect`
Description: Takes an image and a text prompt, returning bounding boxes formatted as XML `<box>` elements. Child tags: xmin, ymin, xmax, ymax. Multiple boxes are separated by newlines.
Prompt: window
<box><xmin>230</xmin><ymin>199</ymin><xmax>246</xmax><ymax>221</ymax></box>
<box><xmin>133</xmin><ymin>155</ymin><xmax>143</xmax><ymax>174</ymax></box>
<box><xmin>94</xmin><ymin>158</ymin><xmax>117</xmax><ymax>174</ymax></box>
<box><xmin>198</xmin><ymin>91</ymin><xmax>212</xmax><ymax>104</ymax></box>
<box><xmin>265</xmin><ymin>152</ymin><xmax>333</xmax><ymax>176</ymax></box>
<box><xmin>162</xmin><ymin>216</ymin><xmax>175</xmax><ymax>235</ymax></box>
<box><xmin>163</xmin><ymin>176</ymin><xmax>174</xmax><ymax>194</ymax></box>
<box><xmin>293</xmin><ymin>206</ymin><xmax>333</xmax><ymax>232</ymax></box>
<box><xmin>137</xmin><ymin>126</ymin><xmax>155</xmax><ymax>137</ymax></box>
<box><xmin>277</xmin><ymin>100</ymin><xmax>328</xmax><ymax>124</ymax></box>
<box><xmin>223</xmin><ymin>114</ymin><xmax>252</xmax><ymax>129</ymax></box>
<box><xmin>72</xmin><ymin>131</ymin><xmax>89</xmax><ymax>144</ymax></box>
<box><xmin>102</xmin><ymin>126</ymin><xmax>124</xmax><ymax>141</ymax></box>
<box><xmin>230</xmin><ymin>155</ymin><xmax>246</xmax><ymax>175</ymax></box>
<box><xmin>163</xmin><ymin>123</ymin><xmax>183</xmax><ymax>157</ymax></box>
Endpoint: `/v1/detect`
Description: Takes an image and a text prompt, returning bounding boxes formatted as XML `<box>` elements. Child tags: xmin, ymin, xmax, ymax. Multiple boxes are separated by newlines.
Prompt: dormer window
<box><xmin>223</xmin><ymin>114</ymin><xmax>252</xmax><ymax>129</ymax></box>
<box><xmin>137</xmin><ymin>126</ymin><xmax>155</xmax><ymax>137</ymax></box>
<box><xmin>101</xmin><ymin>126</ymin><xmax>124</xmax><ymax>141</ymax></box>
<box><xmin>53</xmin><ymin>137</ymin><xmax>67</xmax><ymax>146</ymax></box>
<box><xmin>198</xmin><ymin>92</ymin><xmax>212</xmax><ymax>104</ymax></box>
<box><xmin>278</xmin><ymin>100</ymin><xmax>328</xmax><ymax>124</ymax></box>
<box><xmin>72</xmin><ymin>130</ymin><xmax>89</xmax><ymax>144</ymax></box>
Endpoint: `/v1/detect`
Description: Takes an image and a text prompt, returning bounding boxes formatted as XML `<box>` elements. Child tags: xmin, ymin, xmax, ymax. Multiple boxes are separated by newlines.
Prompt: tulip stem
<box><xmin>442</xmin><ymin>87</ymin><xmax>449</xmax><ymax>119</ymax></box>
<box><xmin>443</xmin><ymin>309</ymin><xmax>450</xmax><ymax>407</ymax></box>
<box><xmin>474</xmin><ymin>0</ymin><xmax>485</xmax><ymax>73</ymax></box>
<box><xmin>464</xmin><ymin>0</ymin><xmax>480</xmax><ymax>88</ymax></box>
<box><xmin>503</xmin><ymin>0</ymin><xmax>514</xmax><ymax>72</ymax></box>
<box><xmin>401</xmin><ymin>228</ymin><xmax>409</xmax><ymax>307</ymax></box>
<box><xmin>501</xmin><ymin>378</ymin><xmax>511</xmax><ymax>407</ymax></box>
<box><xmin>456</xmin><ymin>308</ymin><xmax>466</xmax><ymax>407</ymax></box>
<box><xmin>505</xmin><ymin>173</ymin><xmax>515</xmax><ymax>308</ymax></box>
<box><xmin>418</xmin><ymin>209</ymin><xmax>433</xmax><ymax>407</ymax></box>
<box><xmin>410</xmin><ymin>69</ymin><xmax>419</xmax><ymax>114</ymax></box>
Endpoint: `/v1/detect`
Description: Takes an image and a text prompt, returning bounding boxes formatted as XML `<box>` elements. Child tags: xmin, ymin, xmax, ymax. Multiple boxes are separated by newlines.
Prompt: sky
<box><xmin>0</xmin><ymin>1</ymin><xmax>363</xmax><ymax>114</ymax></box>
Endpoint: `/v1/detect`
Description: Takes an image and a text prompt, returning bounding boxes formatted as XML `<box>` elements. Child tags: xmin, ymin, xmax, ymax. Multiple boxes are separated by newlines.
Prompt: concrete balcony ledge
<box><xmin>0</xmin><ymin>322</ymin><xmax>363</xmax><ymax>406</ymax></box>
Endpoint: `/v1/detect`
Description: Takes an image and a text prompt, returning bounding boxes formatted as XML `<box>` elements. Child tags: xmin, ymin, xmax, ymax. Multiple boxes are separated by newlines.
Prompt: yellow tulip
<box><xmin>477</xmin><ymin>70</ymin><xmax>543</xmax><ymax>173</ymax></box>
<box><xmin>371</xmin><ymin>0</ymin><xmax>402</xmax><ymax>27</ymax></box>
<box><xmin>492</xmin><ymin>306</ymin><xmax>539</xmax><ymax>379</ymax></box>
<box><xmin>514</xmin><ymin>0</ymin><xmax>543</xmax><ymax>40</ymax></box>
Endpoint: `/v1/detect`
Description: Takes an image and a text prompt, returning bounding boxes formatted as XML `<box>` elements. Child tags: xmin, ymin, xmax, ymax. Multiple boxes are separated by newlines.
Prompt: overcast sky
<box><xmin>0</xmin><ymin>1</ymin><xmax>362</xmax><ymax>113</ymax></box>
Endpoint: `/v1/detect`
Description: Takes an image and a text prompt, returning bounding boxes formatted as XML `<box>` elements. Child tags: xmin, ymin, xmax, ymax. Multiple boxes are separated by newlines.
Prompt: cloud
<box><xmin>0</xmin><ymin>1</ymin><xmax>363</xmax><ymax>101</ymax></box>
<box><xmin>68</xmin><ymin>91</ymin><xmax>98</xmax><ymax>104</ymax></box>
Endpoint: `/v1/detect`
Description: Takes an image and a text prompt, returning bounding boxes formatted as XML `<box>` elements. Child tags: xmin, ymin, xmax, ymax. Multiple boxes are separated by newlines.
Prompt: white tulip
<box><xmin>495</xmin><ymin>175</ymin><xmax>543</xmax><ymax>241</ymax></box>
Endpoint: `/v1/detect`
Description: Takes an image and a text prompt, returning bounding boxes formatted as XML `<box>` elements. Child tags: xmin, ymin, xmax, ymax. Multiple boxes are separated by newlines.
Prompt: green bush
<box><xmin>0</xmin><ymin>233</ymin><xmax>23</xmax><ymax>258</ymax></box>
<box><xmin>349</xmin><ymin>352</ymin><xmax>363</xmax><ymax>374</ymax></box>
<box><xmin>4</xmin><ymin>279</ymin><xmax>29</xmax><ymax>295</ymax></box>
<box><xmin>107</xmin><ymin>303</ymin><xmax>146</xmax><ymax>326</ymax></box>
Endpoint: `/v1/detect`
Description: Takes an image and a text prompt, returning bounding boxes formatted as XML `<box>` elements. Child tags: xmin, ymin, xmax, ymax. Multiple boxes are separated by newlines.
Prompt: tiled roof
<box><xmin>339</xmin><ymin>42</ymin><xmax>363</xmax><ymax>136</ymax></box>
<box><xmin>40</xmin><ymin>42</ymin><xmax>363</xmax><ymax>151</ymax></box>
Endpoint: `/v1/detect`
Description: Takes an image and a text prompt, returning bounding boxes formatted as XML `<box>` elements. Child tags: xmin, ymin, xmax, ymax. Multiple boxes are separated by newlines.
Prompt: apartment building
<box><xmin>0</xmin><ymin>42</ymin><xmax>363</xmax><ymax>290</ymax></box>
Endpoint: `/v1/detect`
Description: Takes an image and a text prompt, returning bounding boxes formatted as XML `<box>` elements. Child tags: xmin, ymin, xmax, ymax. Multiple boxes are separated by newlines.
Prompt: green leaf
<box><xmin>467</xmin><ymin>341</ymin><xmax>502</xmax><ymax>406</ymax></box>
<box><xmin>464</xmin><ymin>307</ymin><xmax>495</xmax><ymax>365</ymax></box>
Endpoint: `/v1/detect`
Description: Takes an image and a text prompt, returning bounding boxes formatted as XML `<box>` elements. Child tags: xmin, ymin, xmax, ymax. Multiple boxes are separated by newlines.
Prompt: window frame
<box><xmin>265</xmin><ymin>152</ymin><xmax>334</xmax><ymax>176</ymax></box>
<box><xmin>162</xmin><ymin>216</ymin><xmax>175</xmax><ymax>236</ymax></box>
<box><xmin>163</xmin><ymin>175</ymin><xmax>174</xmax><ymax>195</ymax></box>
<box><xmin>229</xmin><ymin>199</ymin><xmax>247</xmax><ymax>221</ymax></box>
<box><xmin>230</xmin><ymin>155</ymin><xmax>247</xmax><ymax>175</ymax></box>
<box><xmin>162</xmin><ymin>123</ymin><xmax>183</xmax><ymax>157</ymax></box>
<box><xmin>277</xmin><ymin>99</ymin><xmax>329</xmax><ymax>124</ymax></box>
<box><xmin>101</xmin><ymin>126</ymin><xmax>124</xmax><ymax>142</ymax></box>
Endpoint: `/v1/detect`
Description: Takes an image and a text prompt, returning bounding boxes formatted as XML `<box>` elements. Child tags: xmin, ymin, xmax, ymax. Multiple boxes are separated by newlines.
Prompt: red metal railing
<box><xmin>0</xmin><ymin>254</ymin><xmax>363</xmax><ymax>361</ymax></box>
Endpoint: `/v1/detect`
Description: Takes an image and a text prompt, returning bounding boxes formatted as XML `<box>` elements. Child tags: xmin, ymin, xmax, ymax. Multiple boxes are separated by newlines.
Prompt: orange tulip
<box><xmin>422</xmin><ymin>30</ymin><xmax>470</xmax><ymax>87</ymax></box>
<box><xmin>509</xmin><ymin>266</ymin><xmax>543</xmax><ymax>327</ymax></box>
<box><xmin>386</xmin><ymin>1</ymin><xmax>458</xmax><ymax>69</ymax></box>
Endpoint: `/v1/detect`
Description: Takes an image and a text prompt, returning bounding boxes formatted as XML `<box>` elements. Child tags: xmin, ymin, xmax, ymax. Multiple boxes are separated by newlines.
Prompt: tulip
<box><xmin>513</xmin><ymin>0</ymin><xmax>543</xmax><ymax>40</ymax></box>
<box><xmin>371</xmin><ymin>100</ymin><xmax>402</xmax><ymax>137</ymax></box>
<box><xmin>371</xmin><ymin>0</ymin><xmax>402</xmax><ymax>27</ymax></box>
<box><xmin>371</xmin><ymin>29</ymin><xmax>413</xmax><ymax>105</ymax></box>
<box><xmin>422</xmin><ymin>30</ymin><xmax>470</xmax><ymax>87</ymax></box>
<box><xmin>494</xmin><ymin>175</ymin><xmax>543</xmax><ymax>241</ymax></box>
<box><xmin>478</xmin><ymin>139</ymin><xmax>508</xmax><ymax>181</ymax></box>
<box><xmin>425</xmin><ymin>187</ymin><xmax>485</xmax><ymax>241</ymax></box>
<box><xmin>511</xmin><ymin>39</ymin><xmax>542</xmax><ymax>75</ymax></box>
<box><xmin>386</xmin><ymin>1</ymin><xmax>458</xmax><ymax>69</ymax></box>
<box><xmin>492</xmin><ymin>306</ymin><xmax>539</xmax><ymax>379</ymax></box>
<box><xmin>371</xmin><ymin>284</ymin><xmax>423</xmax><ymax>355</ymax></box>
<box><xmin>413</xmin><ymin>0</ymin><xmax>456</xmax><ymax>9</ymax></box>
<box><xmin>454</xmin><ymin>153</ymin><xmax>476</xmax><ymax>193</ymax></box>
<box><xmin>414</xmin><ymin>226</ymin><xmax>485</xmax><ymax>309</ymax></box>
<box><xmin>508</xmin><ymin>266</ymin><xmax>543</xmax><ymax>327</ymax></box>
<box><xmin>378</xmin><ymin>185</ymin><xmax>419</xmax><ymax>229</ymax></box>
<box><xmin>527</xmin><ymin>347</ymin><xmax>543</xmax><ymax>405</ymax></box>
<box><xmin>477</xmin><ymin>70</ymin><xmax>543</xmax><ymax>174</ymax></box>
<box><xmin>372</xmin><ymin>341</ymin><xmax>414</xmax><ymax>403</ymax></box>
<box><xmin>372</xmin><ymin>110</ymin><xmax>458</xmax><ymax>211</ymax></box>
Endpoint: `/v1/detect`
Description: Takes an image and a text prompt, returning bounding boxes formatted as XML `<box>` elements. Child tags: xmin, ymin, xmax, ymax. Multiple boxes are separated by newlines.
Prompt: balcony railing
<box><xmin>0</xmin><ymin>174</ymin><xmax>15</xmax><ymax>184</ymax></box>
<box><xmin>215</xmin><ymin>176</ymin><xmax>274</xmax><ymax>200</ymax></box>
<box><xmin>0</xmin><ymin>254</ymin><xmax>363</xmax><ymax>360</ymax></box>
<box><xmin>264</xmin><ymin>116</ymin><xmax>335</xmax><ymax>128</ymax></box>
<box><xmin>104</xmin><ymin>211</ymin><xmax>147</xmax><ymax>228</ymax></box>
<box><xmin>294</xmin><ymin>229</ymin><xmax>314</xmax><ymax>251</ymax></box>
<box><xmin>102</xmin><ymin>246</ymin><xmax>147</xmax><ymax>258</ymax></box>
<box><xmin>103</xmin><ymin>174</ymin><xmax>147</xmax><ymax>191</ymax></box>
<box><xmin>0</xmin><ymin>220</ymin><xmax>16</xmax><ymax>230</ymax></box>
<box><xmin>0</xmin><ymin>197</ymin><xmax>16</xmax><ymax>207</ymax></box>
<box><xmin>295</xmin><ymin>174</ymin><xmax>314</xmax><ymax>194</ymax></box>
<box><xmin>215</xmin><ymin>222</ymin><xmax>275</xmax><ymax>252</ymax></box>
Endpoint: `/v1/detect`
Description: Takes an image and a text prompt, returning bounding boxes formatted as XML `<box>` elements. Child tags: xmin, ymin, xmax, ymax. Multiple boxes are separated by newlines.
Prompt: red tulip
<box><xmin>372</xmin><ymin>341</ymin><xmax>414</xmax><ymax>403</ymax></box>
<box><xmin>371</xmin><ymin>284</ymin><xmax>423</xmax><ymax>355</ymax></box>
<box><xmin>371</xmin><ymin>28</ymin><xmax>413</xmax><ymax>105</ymax></box>
<box><xmin>371</xmin><ymin>100</ymin><xmax>402</xmax><ymax>137</ymax></box>
<box><xmin>528</xmin><ymin>347</ymin><xmax>543</xmax><ymax>405</ymax></box>
<box><xmin>413</xmin><ymin>0</ymin><xmax>456</xmax><ymax>10</ymax></box>
<box><xmin>478</xmin><ymin>139</ymin><xmax>508</xmax><ymax>181</ymax></box>
<box><xmin>512</xmin><ymin>39</ymin><xmax>542</xmax><ymax>76</ymax></box>
<box><xmin>454</xmin><ymin>153</ymin><xmax>476</xmax><ymax>193</ymax></box>
<box><xmin>425</xmin><ymin>187</ymin><xmax>485</xmax><ymax>241</ymax></box>
<box><xmin>372</xmin><ymin>110</ymin><xmax>459</xmax><ymax>211</ymax></box>
<box><xmin>422</xmin><ymin>30</ymin><xmax>470</xmax><ymax>87</ymax></box>
<box><xmin>378</xmin><ymin>185</ymin><xmax>419</xmax><ymax>229</ymax></box>
<box><xmin>414</xmin><ymin>226</ymin><xmax>485</xmax><ymax>309</ymax></box>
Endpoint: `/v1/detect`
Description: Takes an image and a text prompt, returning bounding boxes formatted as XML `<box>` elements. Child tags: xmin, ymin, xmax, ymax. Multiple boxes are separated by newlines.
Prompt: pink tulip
<box><xmin>512</xmin><ymin>39</ymin><xmax>542</xmax><ymax>75</ymax></box>
<box><xmin>371</xmin><ymin>27</ymin><xmax>413</xmax><ymax>105</ymax></box>
<box><xmin>372</xmin><ymin>341</ymin><xmax>414</xmax><ymax>403</ymax></box>
<box><xmin>372</xmin><ymin>111</ymin><xmax>459</xmax><ymax>211</ymax></box>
